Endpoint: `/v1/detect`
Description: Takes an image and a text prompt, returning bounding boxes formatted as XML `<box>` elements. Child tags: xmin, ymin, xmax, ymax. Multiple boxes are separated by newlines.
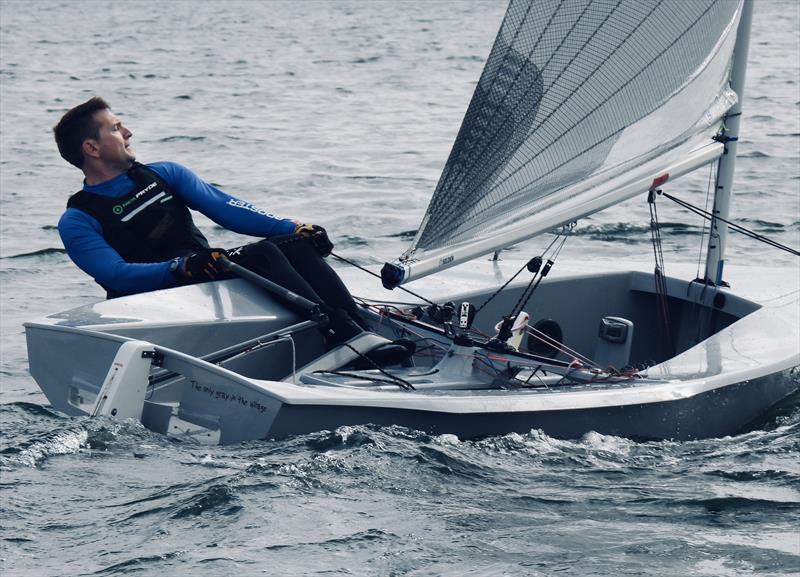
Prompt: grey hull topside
<box><xmin>24</xmin><ymin>259</ymin><xmax>800</xmax><ymax>443</ymax></box>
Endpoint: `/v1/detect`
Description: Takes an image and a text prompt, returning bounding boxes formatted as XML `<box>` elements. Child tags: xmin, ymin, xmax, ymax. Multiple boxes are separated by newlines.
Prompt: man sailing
<box><xmin>53</xmin><ymin>96</ymin><xmax>411</xmax><ymax>365</ymax></box>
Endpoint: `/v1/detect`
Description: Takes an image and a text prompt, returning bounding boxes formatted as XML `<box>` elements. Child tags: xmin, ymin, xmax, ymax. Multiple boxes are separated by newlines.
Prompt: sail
<box><xmin>383</xmin><ymin>0</ymin><xmax>744</xmax><ymax>288</ymax></box>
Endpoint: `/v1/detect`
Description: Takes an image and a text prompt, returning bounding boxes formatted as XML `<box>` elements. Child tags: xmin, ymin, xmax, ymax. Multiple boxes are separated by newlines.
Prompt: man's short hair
<box><xmin>53</xmin><ymin>96</ymin><xmax>110</xmax><ymax>168</ymax></box>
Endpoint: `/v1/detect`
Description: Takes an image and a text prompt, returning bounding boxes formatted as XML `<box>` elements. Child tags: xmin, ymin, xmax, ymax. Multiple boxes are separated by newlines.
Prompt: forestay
<box><xmin>383</xmin><ymin>0</ymin><xmax>744</xmax><ymax>288</ymax></box>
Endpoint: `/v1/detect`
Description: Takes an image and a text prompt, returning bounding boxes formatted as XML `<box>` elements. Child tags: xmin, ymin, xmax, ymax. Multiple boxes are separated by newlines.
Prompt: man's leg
<box><xmin>228</xmin><ymin>240</ymin><xmax>362</xmax><ymax>344</ymax></box>
<box><xmin>229</xmin><ymin>238</ymin><xmax>413</xmax><ymax>365</ymax></box>
<box><xmin>270</xmin><ymin>234</ymin><xmax>371</xmax><ymax>330</ymax></box>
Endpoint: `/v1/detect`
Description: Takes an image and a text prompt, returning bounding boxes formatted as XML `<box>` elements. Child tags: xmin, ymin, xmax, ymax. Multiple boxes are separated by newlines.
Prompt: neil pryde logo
<box><xmin>112</xmin><ymin>181</ymin><xmax>158</xmax><ymax>215</ymax></box>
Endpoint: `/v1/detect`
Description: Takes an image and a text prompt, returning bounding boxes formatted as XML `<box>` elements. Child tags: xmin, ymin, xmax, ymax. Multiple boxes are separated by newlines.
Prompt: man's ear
<box><xmin>82</xmin><ymin>139</ymin><xmax>100</xmax><ymax>159</ymax></box>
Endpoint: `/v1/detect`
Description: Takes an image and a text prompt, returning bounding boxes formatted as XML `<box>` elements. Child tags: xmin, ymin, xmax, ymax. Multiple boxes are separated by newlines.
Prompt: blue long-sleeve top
<box><xmin>58</xmin><ymin>161</ymin><xmax>297</xmax><ymax>295</ymax></box>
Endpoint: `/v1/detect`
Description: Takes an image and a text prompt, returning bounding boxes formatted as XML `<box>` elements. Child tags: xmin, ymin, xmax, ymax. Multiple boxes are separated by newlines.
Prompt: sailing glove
<box><xmin>171</xmin><ymin>248</ymin><xmax>229</xmax><ymax>281</ymax></box>
<box><xmin>294</xmin><ymin>223</ymin><xmax>334</xmax><ymax>257</ymax></box>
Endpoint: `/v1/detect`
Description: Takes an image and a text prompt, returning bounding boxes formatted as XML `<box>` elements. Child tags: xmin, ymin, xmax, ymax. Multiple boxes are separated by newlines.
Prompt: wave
<box><xmin>235</xmin><ymin>426</ymin><xmax>639</xmax><ymax>487</ymax></box>
<box><xmin>1</xmin><ymin>401</ymin><xmax>62</xmax><ymax>419</ymax></box>
<box><xmin>739</xmin><ymin>218</ymin><xmax>791</xmax><ymax>233</ymax></box>
<box><xmin>0</xmin><ymin>410</ymin><xmax>159</xmax><ymax>469</ymax></box>
<box><xmin>0</xmin><ymin>427</ymin><xmax>88</xmax><ymax>468</ymax></box>
<box><xmin>2</xmin><ymin>247</ymin><xmax>66</xmax><ymax>259</ymax></box>
<box><xmin>702</xmin><ymin>469</ymin><xmax>796</xmax><ymax>483</ymax></box>
<box><xmin>336</xmin><ymin>235</ymin><xmax>370</xmax><ymax>248</ymax></box>
<box><xmin>387</xmin><ymin>229</ymin><xmax>418</xmax><ymax>240</ymax></box>
<box><xmin>740</xmin><ymin>149</ymin><xmax>771</xmax><ymax>159</ymax></box>
<box><xmin>303</xmin><ymin>425</ymin><xmax>384</xmax><ymax>451</ymax></box>
<box><xmin>263</xmin><ymin>527</ymin><xmax>393</xmax><ymax>551</ymax></box>
<box><xmin>101</xmin><ymin>475</ymin><xmax>242</xmax><ymax>524</ymax></box>
<box><xmin>91</xmin><ymin>551</ymin><xmax>184</xmax><ymax>576</ymax></box>
<box><xmin>672</xmin><ymin>496</ymin><xmax>800</xmax><ymax>513</ymax></box>
<box><xmin>415</xmin><ymin>444</ymin><xmax>497</xmax><ymax>482</ymax></box>
<box><xmin>570</xmin><ymin>222</ymin><xmax>701</xmax><ymax>243</ymax></box>
<box><xmin>445</xmin><ymin>55</ymin><xmax>486</xmax><ymax>62</ymax></box>
<box><xmin>171</xmin><ymin>482</ymin><xmax>241</xmax><ymax>519</ymax></box>
<box><xmin>158</xmin><ymin>135</ymin><xmax>206</xmax><ymax>142</ymax></box>
<box><xmin>351</xmin><ymin>56</ymin><xmax>382</xmax><ymax>64</ymax></box>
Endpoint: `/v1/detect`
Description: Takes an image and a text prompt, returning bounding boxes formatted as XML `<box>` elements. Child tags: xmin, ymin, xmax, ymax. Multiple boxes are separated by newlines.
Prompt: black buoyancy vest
<box><xmin>67</xmin><ymin>162</ymin><xmax>209</xmax><ymax>264</ymax></box>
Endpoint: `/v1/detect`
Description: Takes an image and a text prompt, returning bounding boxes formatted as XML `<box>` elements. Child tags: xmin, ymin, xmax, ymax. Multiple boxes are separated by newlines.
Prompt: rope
<box><xmin>525</xmin><ymin>323</ymin><xmax>601</xmax><ymax>370</ymax></box>
<box><xmin>311</xmin><ymin>369</ymin><xmax>415</xmax><ymax>389</ymax></box>
<box><xmin>342</xmin><ymin>342</ymin><xmax>416</xmax><ymax>390</ymax></box>
<box><xmin>511</xmin><ymin>231</ymin><xmax>569</xmax><ymax>319</ymax></box>
<box><xmin>473</xmin><ymin>227</ymin><xmax>571</xmax><ymax>347</ymax></box>
<box><xmin>649</xmin><ymin>189</ymin><xmax>674</xmax><ymax>355</ymax></box>
<box><xmin>473</xmin><ymin>259</ymin><xmax>531</xmax><ymax>316</ymax></box>
<box><xmin>330</xmin><ymin>252</ymin><xmax>437</xmax><ymax>305</ymax></box>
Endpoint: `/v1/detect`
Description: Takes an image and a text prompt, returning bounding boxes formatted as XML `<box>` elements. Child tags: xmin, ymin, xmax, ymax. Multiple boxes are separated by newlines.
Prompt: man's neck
<box><xmin>83</xmin><ymin>162</ymin><xmax>134</xmax><ymax>186</ymax></box>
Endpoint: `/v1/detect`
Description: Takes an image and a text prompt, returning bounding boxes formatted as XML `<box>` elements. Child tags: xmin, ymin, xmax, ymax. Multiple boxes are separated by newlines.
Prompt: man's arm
<box><xmin>59</xmin><ymin>161</ymin><xmax>299</xmax><ymax>296</ymax></box>
<box><xmin>149</xmin><ymin>162</ymin><xmax>298</xmax><ymax>237</ymax></box>
<box><xmin>58</xmin><ymin>209</ymin><xmax>177</xmax><ymax>295</ymax></box>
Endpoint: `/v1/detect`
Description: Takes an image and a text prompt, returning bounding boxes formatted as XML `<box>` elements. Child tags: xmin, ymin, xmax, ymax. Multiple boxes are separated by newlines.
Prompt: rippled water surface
<box><xmin>1</xmin><ymin>1</ymin><xmax>799</xmax><ymax>576</ymax></box>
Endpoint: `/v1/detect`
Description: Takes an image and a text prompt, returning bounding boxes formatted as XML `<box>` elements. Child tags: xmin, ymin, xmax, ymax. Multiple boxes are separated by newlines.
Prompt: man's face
<box><xmin>87</xmin><ymin>108</ymin><xmax>135</xmax><ymax>170</ymax></box>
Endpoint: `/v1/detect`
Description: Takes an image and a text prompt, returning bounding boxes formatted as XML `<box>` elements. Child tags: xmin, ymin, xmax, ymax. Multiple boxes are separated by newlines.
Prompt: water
<box><xmin>1</xmin><ymin>1</ymin><xmax>798</xmax><ymax>575</ymax></box>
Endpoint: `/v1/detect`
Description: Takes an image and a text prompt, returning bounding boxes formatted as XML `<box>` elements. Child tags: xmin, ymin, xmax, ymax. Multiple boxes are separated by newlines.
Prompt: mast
<box><xmin>704</xmin><ymin>0</ymin><xmax>753</xmax><ymax>286</ymax></box>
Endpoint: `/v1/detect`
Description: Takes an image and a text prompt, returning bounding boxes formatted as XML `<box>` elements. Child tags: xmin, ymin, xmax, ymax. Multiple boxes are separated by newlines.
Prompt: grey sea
<box><xmin>1</xmin><ymin>1</ymin><xmax>799</xmax><ymax>576</ymax></box>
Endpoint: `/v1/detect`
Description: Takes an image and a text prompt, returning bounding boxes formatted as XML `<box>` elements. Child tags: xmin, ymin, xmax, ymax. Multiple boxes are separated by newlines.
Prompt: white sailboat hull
<box><xmin>25</xmin><ymin>260</ymin><xmax>799</xmax><ymax>444</ymax></box>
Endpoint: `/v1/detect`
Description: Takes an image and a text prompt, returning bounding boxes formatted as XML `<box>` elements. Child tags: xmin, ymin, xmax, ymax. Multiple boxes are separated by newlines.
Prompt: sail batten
<box><xmin>389</xmin><ymin>0</ymin><xmax>744</xmax><ymax>287</ymax></box>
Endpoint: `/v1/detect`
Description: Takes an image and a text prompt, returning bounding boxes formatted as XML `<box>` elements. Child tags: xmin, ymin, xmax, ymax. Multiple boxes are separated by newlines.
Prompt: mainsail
<box><xmin>383</xmin><ymin>0</ymin><xmax>744</xmax><ymax>288</ymax></box>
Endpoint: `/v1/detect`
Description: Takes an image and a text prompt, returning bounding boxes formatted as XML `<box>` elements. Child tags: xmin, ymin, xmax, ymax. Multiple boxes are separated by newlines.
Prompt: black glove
<box><xmin>172</xmin><ymin>248</ymin><xmax>229</xmax><ymax>281</ymax></box>
<box><xmin>294</xmin><ymin>223</ymin><xmax>334</xmax><ymax>257</ymax></box>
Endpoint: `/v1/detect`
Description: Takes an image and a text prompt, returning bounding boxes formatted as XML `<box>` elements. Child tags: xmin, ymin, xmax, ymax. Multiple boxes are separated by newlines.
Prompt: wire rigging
<box><xmin>659</xmin><ymin>190</ymin><xmax>800</xmax><ymax>257</ymax></box>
